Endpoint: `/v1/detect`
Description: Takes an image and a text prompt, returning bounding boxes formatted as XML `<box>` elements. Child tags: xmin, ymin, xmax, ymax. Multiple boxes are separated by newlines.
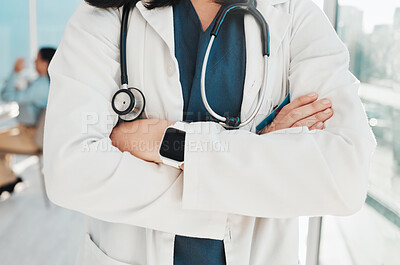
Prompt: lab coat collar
<box><xmin>136</xmin><ymin>0</ymin><xmax>290</xmax><ymax>60</ymax></box>
<box><xmin>136</xmin><ymin>1</ymin><xmax>175</xmax><ymax>58</ymax></box>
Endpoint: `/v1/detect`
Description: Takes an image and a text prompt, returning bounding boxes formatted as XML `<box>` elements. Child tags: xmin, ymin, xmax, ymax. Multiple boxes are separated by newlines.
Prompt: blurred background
<box><xmin>0</xmin><ymin>0</ymin><xmax>399</xmax><ymax>265</ymax></box>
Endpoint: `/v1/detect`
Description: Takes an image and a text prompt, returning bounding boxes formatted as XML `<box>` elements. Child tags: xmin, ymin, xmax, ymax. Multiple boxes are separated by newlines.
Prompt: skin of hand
<box><xmin>259</xmin><ymin>93</ymin><xmax>333</xmax><ymax>134</ymax></box>
<box><xmin>110</xmin><ymin>119</ymin><xmax>174</xmax><ymax>163</ymax></box>
<box><xmin>14</xmin><ymin>58</ymin><xmax>25</xmax><ymax>73</ymax></box>
<box><xmin>110</xmin><ymin>93</ymin><xmax>333</xmax><ymax>166</ymax></box>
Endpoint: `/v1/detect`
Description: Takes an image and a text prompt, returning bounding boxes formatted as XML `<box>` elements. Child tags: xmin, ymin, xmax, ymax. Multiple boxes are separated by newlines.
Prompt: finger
<box><xmin>273</xmin><ymin>93</ymin><xmax>318</xmax><ymax>121</ymax></box>
<box><xmin>292</xmin><ymin>108</ymin><xmax>333</xmax><ymax>128</ymax></box>
<box><xmin>259</xmin><ymin>121</ymin><xmax>275</xmax><ymax>135</ymax></box>
<box><xmin>280</xmin><ymin>92</ymin><xmax>318</xmax><ymax>113</ymax></box>
<box><xmin>281</xmin><ymin>98</ymin><xmax>332</xmax><ymax>127</ymax></box>
<box><xmin>309</xmin><ymin>121</ymin><xmax>325</xmax><ymax>130</ymax></box>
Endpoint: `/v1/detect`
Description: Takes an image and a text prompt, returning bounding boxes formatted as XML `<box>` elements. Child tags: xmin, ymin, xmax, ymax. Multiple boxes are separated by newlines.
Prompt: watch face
<box><xmin>160</xmin><ymin>128</ymin><xmax>186</xmax><ymax>162</ymax></box>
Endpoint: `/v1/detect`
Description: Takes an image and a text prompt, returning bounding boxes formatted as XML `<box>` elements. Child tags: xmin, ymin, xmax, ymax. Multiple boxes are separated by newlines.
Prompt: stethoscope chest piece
<box><xmin>112</xmin><ymin>87</ymin><xmax>145</xmax><ymax>122</ymax></box>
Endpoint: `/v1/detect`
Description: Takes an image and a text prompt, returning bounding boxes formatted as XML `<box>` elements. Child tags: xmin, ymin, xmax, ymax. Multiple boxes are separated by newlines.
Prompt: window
<box><xmin>337</xmin><ymin>0</ymin><xmax>400</xmax><ymax>221</ymax></box>
<box><xmin>37</xmin><ymin>0</ymin><xmax>81</xmax><ymax>48</ymax></box>
<box><xmin>318</xmin><ymin>1</ymin><xmax>400</xmax><ymax>264</ymax></box>
<box><xmin>0</xmin><ymin>1</ymin><xmax>30</xmax><ymax>84</ymax></box>
<box><xmin>0</xmin><ymin>0</ymin><xmax>81</xmax><ymax>85</ymax></box>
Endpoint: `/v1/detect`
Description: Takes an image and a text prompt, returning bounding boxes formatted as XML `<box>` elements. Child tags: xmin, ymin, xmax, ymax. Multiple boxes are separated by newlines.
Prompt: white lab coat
<box><xmin>44</xmin><ymin>0</ymin><xmax>377</xmax><ymax>264</ymax></box>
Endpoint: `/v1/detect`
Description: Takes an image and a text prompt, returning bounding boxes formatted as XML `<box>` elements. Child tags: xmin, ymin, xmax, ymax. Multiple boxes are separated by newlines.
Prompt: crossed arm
<box><xmin>110</xmin><ymin>93</ymin><xmax>334</xmax><ymax>165</ymax></box>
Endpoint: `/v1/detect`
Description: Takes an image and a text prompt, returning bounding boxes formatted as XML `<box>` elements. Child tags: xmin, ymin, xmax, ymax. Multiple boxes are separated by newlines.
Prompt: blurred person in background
<box><xmin>0</xmin><ymin>47</ymin><xmax>56</xmax><ymax>197</ymax></box>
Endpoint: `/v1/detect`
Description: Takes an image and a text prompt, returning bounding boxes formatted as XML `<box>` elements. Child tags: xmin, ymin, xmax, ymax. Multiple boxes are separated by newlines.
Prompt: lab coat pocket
<box><xmin>77</xmin><ymin>233</ymin><xmax>133</xmax><ymax>265</ymax></box>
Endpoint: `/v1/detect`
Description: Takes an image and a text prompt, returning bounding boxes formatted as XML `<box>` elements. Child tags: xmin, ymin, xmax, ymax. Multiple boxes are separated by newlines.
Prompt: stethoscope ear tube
<box><xmin>247</xmin><ymin>7</ymin><xmax>270</xmax><ymax>57</ymax></box>
<box><xmin>120</xmin><ymin>4</ymin><xmax>130</xmax><ymax>86</ymax></box>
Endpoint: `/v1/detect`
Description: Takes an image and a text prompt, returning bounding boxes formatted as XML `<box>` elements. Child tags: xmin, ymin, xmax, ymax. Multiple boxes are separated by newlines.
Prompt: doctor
<box><xmin>44</xmin><ymin>0</ymin><xmax>376</xmax><ymax>264</ymax></box>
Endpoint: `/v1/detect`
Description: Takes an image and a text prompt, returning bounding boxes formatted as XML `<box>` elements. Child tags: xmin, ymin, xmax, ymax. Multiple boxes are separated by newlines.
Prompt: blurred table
<box><xmin>0</xmin><ymin>101</ymin><xmax>19</xmax><ymax>133</ymax></box>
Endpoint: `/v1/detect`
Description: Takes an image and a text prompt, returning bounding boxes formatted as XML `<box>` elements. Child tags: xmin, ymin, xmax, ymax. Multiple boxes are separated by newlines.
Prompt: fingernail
<box><xmin>316</xmin><ymin>122</ymin><xmax>324</xmax><ymax>128</ymax></box>
<box><xmin>321</xmin><ymin>99</ymin><xmax>331</xmax><ymax>105</ymax></box>
<box><xmin>323</xmin><ymin>108</ymin><xmax>332</xmax><ymax>114</ymax></box>
<box><xmin>308</xmin><ymin>92</ymin><xmax>317</xmax><ymax>97</ymax></box>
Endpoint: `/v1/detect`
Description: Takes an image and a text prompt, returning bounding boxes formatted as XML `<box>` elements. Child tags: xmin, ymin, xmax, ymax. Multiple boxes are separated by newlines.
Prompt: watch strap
<box><xmin>172</xmin><ymin>121</ymin><xmax>188</xmax><ymax>131</ymax></box>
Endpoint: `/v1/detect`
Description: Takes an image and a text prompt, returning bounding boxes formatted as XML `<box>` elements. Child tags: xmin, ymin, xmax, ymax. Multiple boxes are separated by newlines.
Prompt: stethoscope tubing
<box><xmin>115</xmin><ymin>1</ymin><xmax>270</xmax><ymax>127</ymax></box>
<box><xmin>200</xmin><ymin>2</ymin><xmax>270</xmax><ymax>128</ymax></box>
<box><xmin>201</xmin><ymin>37</ymin><xmax>269</xmax><ymax>128</ymax></box>
<box><xmin>120</xmin><ymin>3</ymin><xmax>131</xmax><ymax>86</ymax></box>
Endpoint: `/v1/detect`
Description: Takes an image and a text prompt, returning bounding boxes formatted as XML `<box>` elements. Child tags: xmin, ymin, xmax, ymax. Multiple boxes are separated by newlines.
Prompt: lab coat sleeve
<box><xmin>44</xmin><ymin>2</ymin><xmax>227</xmax><ymax>239</ymax></box>
<box><xmin>182</xmin><ymin>0</ymin><xmax>377</xmax><ymax>218</ymax></box>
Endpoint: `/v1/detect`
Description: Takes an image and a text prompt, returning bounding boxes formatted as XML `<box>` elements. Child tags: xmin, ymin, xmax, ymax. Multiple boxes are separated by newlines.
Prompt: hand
<box><xmin>110</xmin><ymin>119</ymin><xmax>174</xmax><ymax>163</ymax></box>
<box><xmin>260</xmin><ymin>93</ymin><xmax>333</xmax><ymax>134</ymax></box>
<box><xmin>14</xmin><ymin>58</ymin><xmax>25</xmax><ymax>73</ymax></box>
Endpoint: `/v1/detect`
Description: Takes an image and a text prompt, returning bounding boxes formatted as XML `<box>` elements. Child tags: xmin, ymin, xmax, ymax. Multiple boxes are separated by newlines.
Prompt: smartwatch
<box><xmin>159</xmin><ymin>121</ymin><xmax>188</xmax><ymax>168</ymax></box>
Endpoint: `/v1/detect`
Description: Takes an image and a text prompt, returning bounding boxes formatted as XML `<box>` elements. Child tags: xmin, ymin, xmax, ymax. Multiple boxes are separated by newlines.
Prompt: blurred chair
<box><xmin>0</xmin><ymin>109</ymin><xmax>49</xmax><ymax>207</ymax></box>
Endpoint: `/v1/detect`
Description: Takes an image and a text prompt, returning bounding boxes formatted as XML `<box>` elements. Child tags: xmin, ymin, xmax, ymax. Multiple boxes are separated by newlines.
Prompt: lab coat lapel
<box><xmin>241</xmin><ymin>1</ymin><xmax>290</xmax><ymax>120</ymax></box>
<box><xmin>136</xmin><ymin>1</ymin><xmax>184</xmax><ymax>120</ymax></box>
<box><xmin>136</xmin><ymin>1</ymin><xmax>175</xmax><ymax>57</ymax></box>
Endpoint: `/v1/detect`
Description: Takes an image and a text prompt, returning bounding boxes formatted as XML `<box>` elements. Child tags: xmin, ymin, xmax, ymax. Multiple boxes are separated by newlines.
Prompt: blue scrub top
<box><xmin>173</xmin><ymin>0</ymin><xmax>246</xmax><ymax>264</ymax></box>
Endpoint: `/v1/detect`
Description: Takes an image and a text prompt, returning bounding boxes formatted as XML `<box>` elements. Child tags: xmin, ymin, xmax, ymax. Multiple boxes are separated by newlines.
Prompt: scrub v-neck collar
<box><xmin>184</xmin><ymin>0</ymin><xmax>219</xmax><ymax>34</ymax></box>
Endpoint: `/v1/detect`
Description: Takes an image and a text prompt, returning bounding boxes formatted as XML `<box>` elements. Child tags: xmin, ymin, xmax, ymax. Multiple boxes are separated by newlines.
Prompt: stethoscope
<box><xmin>111</xmin><ymin>1</ymin><xmax>145</xmax><ymax>122</ymax></box>
<box><xmin>112</xmin><ymin>0</ymin><xmax>270</xmax><ymax>129</ymax></box>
